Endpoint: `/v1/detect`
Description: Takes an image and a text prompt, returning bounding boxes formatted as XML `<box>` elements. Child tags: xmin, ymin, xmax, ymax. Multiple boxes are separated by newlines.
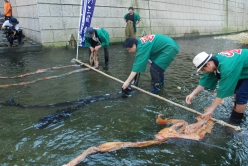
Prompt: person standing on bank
<box><xmin>124</xmin><ymin>7</ymin><xmax>141</xmax><ymax>38</ymax></box>
<box><xmin>186</xmin><ymin>49</ymin><xmax>248</xmax><ymax>124</ymax></box>
<box><xmin>122</xmin><ymin>34</ymin><xmax>179</xmax><ymax>94</ymax></box>
<box><xmin>2</xmin><ymin>0</ymin><xmax>12</xmax><ymax>20</ymax></box>
<box><xmin>84</xmin><ymin>27</ymin><xmax>110</xmax><ymax>67</ymax></box>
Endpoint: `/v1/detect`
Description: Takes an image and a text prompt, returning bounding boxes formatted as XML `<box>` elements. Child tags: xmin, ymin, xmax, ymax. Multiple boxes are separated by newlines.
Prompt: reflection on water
<box><xmin>0</xmin><ymin>35</ymin><xmax>247</xmax><ymax>165</ymax></box>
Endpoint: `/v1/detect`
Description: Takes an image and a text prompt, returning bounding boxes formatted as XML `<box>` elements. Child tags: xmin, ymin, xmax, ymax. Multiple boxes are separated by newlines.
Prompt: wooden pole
<box><xmin>72</xmin><ymin>59</ymin><xmax>242</xmax><ymax>131</ymax></box>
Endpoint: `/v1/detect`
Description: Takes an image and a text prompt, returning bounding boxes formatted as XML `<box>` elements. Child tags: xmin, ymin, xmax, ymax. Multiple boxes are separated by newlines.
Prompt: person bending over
<box><xmin>84</xmin><ymin>27</ymin><xmax>110</xmax><ymax>67</ymax></box>
<box><xmin>122</xmin><ymin>34</ymin><xmax>179</xmax><ymax>94</ymax></box>
<box><xmin>186</xmin><ymin>49</ymin><xmax>248</xmax><ymax>124</ymax></box>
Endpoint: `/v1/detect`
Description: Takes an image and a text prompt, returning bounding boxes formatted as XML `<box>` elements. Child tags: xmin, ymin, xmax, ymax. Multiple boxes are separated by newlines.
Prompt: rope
<box><xmin>0</xmin><ymin>64</ymin><xmax>80</xmax><ymax>79</ymax></box>
<box><xmin>217</xmin><ymin>120</ymin><xmax>225</xmax><ymax>126</ymax></box>
<box><xmin>0</xmin><ymin>68</ymin><xmax>89</xmax><ymax>88</ymax></box>
<box><xmin>72</xmin><ymin>58</ymin><xmax>242</xmax><ymax>131</ymax></box>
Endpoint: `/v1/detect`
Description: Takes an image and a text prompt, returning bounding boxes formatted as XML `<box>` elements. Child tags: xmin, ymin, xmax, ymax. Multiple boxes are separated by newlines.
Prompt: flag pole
<box><xmin>75</xmin><ymin>0</ymin><xmax>96</xmax><ymax>60</ymax></box>
<box><xmin>76</xmin><ymin>0</ymin><xmax>84</xmax><ymax>60</ymax></box>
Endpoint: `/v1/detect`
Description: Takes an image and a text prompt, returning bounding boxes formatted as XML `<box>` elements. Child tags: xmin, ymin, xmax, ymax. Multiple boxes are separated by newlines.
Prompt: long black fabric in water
<box><xmin>1</xmin><ymin>92</ymin><xmax>125</xmax><ymax>129</ymax></box>
<box><xmin>0</xmin><ymin>73</ymin><xmax>141</xmax><ymax>129</ymax></box>
<box><xmin>3</xmin><ymin>93</ymin><xmax>136</xmax><ymax>130</ymax></box>
<box><xmin>35</xmin><ymin>93</ymin><xmax>122</xmax><ymax>129</ymax></box>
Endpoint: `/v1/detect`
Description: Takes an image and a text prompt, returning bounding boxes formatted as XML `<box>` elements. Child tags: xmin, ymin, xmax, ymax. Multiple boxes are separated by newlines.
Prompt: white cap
<box><xmin>193</xmin><ymin>52</ymin><xmax>212</xmax><ymax>72</ymax></box>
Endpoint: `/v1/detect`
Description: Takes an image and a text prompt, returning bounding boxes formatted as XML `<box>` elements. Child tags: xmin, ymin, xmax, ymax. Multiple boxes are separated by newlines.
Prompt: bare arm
<box><xmin>94</xmin><ymin>45</ymin><xmax>101</xmax><ymax>51</ymax></box>
<box><xmin>11</xmin><ymin>30</ymin><xmax>16</xmax><ymax>36</ymax></box>
<box><xmin>201</xmin><ymin>97</ymin><xmax>223</xmax><ymax>118</ymax></box>
<box><xmin>122</xmin><ymin>72</ymin><xmax>137</xmax><ymax>90</ymax></box>
<box><xmin>185</xmin><ymin>85</ymin><xmax>205</xmax><ymax>104</ymax></box>
<box><xmin>1</xmin><ymin>21</ymin><xmax>7</xmax><ymax>29</ymax></box>
<box><xmin>136</xmin><ymin>20</ymin><xmax>141</xmax><ymax>25</ymax></box>
<box><xmin>89</xmin><ymin>46</ymin><xmax>94</xmax><ymax>52</ymax></box>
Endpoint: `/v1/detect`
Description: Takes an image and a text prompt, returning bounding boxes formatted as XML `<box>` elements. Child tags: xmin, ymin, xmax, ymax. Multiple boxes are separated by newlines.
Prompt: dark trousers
<box><xmin>6</xmin><ymin>30</ymin><xmax>23</xmax><ymax>45</ymax></box>
<box><xmin>5</xmin><ymin>16</ymin><xmax>11</xmax><ymax>21</ymax></box>
<box><xmin>150</xmin><ymin>62</ymin><xmax>165</xmax><ymax>85</ymax></box>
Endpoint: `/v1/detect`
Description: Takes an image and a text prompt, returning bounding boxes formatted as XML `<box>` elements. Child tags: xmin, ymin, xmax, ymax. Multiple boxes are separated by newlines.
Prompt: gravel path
<box><xmin>214</xmin><ymin>32</ymin><xmax>248</xmax><ymax>44</ymax></box>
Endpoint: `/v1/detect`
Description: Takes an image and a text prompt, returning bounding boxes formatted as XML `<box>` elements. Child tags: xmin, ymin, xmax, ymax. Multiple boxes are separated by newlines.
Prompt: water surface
<box><xmin>0</xmin><ymin>35</ymin><xmax>247</xmax><ymax>165</ymax></box>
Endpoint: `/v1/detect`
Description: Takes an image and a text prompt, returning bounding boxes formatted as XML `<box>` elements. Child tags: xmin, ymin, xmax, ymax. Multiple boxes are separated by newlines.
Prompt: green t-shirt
<box><xmin>124</xmin><ymin>13</ymin><xmax>141</xmax><ymax>32</ymax></box>
<box><xmin>85</xmin><ymin>27</ymin><xmax>110</xmax><ymax>48</ymax></box>
<box><xmin>132</xmin><ymin>34</ymin><xmax>179</xmax><ymax>72</ymax></box>
<box><xmin>199</xmin><ymin>49</ymin><xmax>248</xmax><ymax>98</ymax></box>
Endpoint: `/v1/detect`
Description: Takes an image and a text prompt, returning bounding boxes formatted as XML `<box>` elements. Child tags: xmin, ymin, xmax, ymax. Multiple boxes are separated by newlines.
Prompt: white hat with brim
<box><xmin>193</xmin><ymin>52</ymin><xmax>212</xmax><ymax>72</ymax></box>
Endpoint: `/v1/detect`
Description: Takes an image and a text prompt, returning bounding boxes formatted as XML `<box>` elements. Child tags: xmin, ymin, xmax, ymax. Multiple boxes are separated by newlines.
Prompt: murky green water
<box><xmin>0</xmin><ymin>35</ymin><xmax>248</xmax><ymax>165</ymax></box>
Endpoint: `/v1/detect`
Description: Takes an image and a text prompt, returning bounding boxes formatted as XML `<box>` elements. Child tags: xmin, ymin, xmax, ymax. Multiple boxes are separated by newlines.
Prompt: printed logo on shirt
<box><xmin>93</xmin><ymin>26</ymin><xmax>101</xmax><ymax>29</ymax></box>
<box><xmin>219</xmin><ymin>49</ymin><xmax>242</xmax><ymax>57</ymax></box>
<box><xmin>140</xmin><ymin>35</ymin><xmax>155</xmax><ymax>44</ymax></box>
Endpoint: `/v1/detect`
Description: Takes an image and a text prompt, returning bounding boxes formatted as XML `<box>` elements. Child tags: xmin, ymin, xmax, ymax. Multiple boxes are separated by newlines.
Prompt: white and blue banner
<box><xmin>78</xmin><ymin>0</ymin><xmax>96</xmax><ymax>47</ymax></box>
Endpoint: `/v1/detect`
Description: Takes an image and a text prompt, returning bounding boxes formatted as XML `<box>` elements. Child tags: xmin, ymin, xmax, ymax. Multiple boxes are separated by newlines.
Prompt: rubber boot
<box><xmin>122</xmin><ymin>73</ymin><xmax>140</xmax><ymax>98</ymax></box>
<box><xmin>131</xmin><ymin>73</ymin><xmax>140</xmax><ymax>87</ymax></box>
<box><xmin>104</xmin><ymin>48</ymin><xmax>109</xmax><ymax>66</ymax></box>
<box><xmin>159</xmin><ymin>73</ymin><xmax>164</xmax><ymax>86</ymax></box>
<box><xmin>229</xmin><ymin>110</ymin><xmax>244</xmax><ymax>124</ymax></box>
<box><xmin>150</xmin><ymin>82</ymin><xmax>160</xmax><ymax>94</ymax></box>
<box><xmin>122</xmin><ymin>87</ymin><xmax>132</xmax><ymax>98</ymax></box>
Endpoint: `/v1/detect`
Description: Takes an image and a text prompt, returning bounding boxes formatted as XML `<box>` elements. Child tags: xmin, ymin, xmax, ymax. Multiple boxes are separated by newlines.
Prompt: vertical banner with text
<box><xmin>79</xmin><ymin>0</ymin><xmax>96</xmax><ymax>47</ymax></box>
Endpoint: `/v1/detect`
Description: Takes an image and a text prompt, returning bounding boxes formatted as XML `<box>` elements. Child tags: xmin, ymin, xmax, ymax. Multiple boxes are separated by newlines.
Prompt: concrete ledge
<box><xmin>0</xmin><ymin>44</ymin><xmax>43</xmax><ymax>54</ymax></box>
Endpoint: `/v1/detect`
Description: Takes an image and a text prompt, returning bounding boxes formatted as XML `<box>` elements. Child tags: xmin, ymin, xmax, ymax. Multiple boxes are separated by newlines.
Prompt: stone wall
<box><xmin>1</xmin><ymin>0</ymin><xmax>248</xmax><ymax>47</ymax></box>
<box><xmin>0</xmin><ymin>0</ymin><xmax>3</xmax><ymax>16</ymax></box>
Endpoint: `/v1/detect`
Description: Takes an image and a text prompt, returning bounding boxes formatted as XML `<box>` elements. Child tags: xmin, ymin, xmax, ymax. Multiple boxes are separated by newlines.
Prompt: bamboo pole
<box><xmin>72</xmin><ymin>58</ymin><xmax>241</xmax><ymax>131</ymax></box>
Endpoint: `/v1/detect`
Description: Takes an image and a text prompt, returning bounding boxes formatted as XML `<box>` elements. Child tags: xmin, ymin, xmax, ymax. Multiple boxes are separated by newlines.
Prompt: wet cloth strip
<box><xmin>0</xmin><ymin>64</ymin><xmax>80</xmax><ymax>79</ymax></box>
<box><xmin>0</xmin><ymin>68</ymin><xmax>89</xmax><ymax>88</ymax></box>
<box><xmin>64</xmin><ymin>115</ymin><xmax>215</xmax><ymax>166</ymax></box>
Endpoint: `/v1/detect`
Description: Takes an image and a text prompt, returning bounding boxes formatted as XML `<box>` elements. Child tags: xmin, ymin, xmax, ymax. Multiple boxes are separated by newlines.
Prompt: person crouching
<box><xmin>1</xmin><ymin>17</ymin><xmax>23</xmax><ymax>47</ymax></box>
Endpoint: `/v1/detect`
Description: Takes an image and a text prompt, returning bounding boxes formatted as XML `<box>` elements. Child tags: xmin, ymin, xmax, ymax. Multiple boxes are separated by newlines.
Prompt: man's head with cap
<box><xmin>9</xmin><ymin>17</ymin><xmax>19</xmax><ymax>25</ymax></box>
<box><xmin>193</xmin><ymin>52</ymin><xmax>212</xmax><ymax>72</ymax></box>
<box><xmin>85</xmin><ymin>27</ymin><xmax>95</xmax><ymax>38</ymax></box>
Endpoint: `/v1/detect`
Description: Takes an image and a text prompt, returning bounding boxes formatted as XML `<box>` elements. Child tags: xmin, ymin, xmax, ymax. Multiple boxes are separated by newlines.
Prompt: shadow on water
<box><xmin>0</xmin><ymin>36</ymin><xmax>248</xmax><ymax>165</ymax></box>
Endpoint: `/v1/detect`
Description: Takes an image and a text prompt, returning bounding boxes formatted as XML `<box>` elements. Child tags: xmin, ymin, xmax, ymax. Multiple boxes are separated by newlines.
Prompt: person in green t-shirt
<box><xmin>123</xmin><ymin>7</ymin><xmax>141</xmax><ymax>38</ymax></box>
<box><xmin>84</xmin><ymin>27</ymin><xmax>110</xmax><ymax>67</ymax></box>
<box><xmin>186</xmin><ymin>49</ymin><xmax>248</xmax><ymax>124</ymax></box>
<box><xmin>122</xmin><ymin>34</ymin><xmax>179</xmax><ymax>94</ymax></box>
